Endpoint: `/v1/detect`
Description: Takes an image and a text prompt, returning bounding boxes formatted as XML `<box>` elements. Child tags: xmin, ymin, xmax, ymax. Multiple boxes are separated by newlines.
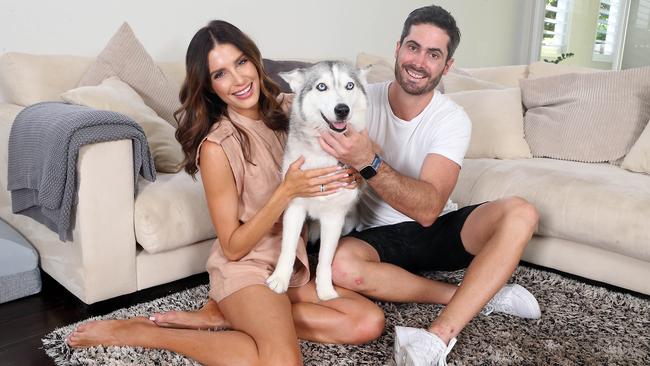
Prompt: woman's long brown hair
<box><xmin>174</xmin><ymin>20</ymin><xmax>288</xmax><ymax>178</ymax></box>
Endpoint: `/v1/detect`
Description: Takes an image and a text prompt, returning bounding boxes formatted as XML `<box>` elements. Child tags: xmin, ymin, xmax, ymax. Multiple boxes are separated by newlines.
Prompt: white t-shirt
<box><xmin>357</xmin><ymin>81</ymin><xmax>472</xmax><ymax>230</ymax></box>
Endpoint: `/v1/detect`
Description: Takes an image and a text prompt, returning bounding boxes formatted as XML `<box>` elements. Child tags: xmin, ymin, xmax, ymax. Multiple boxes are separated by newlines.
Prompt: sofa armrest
<box><xmin>72</xmin><ymin>138</ymin><xmax>138</xmax><ymax>303</ymax></box>
<box><xmin>0</xmin><ymin>103</ymin><xmax>138</xmax><ymax>303</ymax></box>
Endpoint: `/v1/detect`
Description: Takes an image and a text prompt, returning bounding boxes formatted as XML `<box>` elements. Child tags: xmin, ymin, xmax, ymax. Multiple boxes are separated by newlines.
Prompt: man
<box><xmin>319</xmin><ymin>5</ymin><xmax>540</xmax><ymax>365</ymax></box>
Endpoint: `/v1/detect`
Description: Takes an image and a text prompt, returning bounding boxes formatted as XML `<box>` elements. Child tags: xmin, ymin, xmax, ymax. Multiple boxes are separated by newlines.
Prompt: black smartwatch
<box><xmin>359</xmin><ymin>154</ymin><xmax>382</xmax><ymax>180</ymax></box>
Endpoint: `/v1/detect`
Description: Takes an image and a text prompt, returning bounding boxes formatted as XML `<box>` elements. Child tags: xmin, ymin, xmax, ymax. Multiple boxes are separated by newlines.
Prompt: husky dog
<box><xmin>266</xmin><ymin>61</ymin><xmax>368</xmax><ymax>301</ymax></box>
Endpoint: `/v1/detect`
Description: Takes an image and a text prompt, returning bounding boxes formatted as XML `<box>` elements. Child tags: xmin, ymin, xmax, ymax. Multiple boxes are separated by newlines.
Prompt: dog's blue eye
<box><xmin>345</xmin><ymin>82</ymin><xmax>355</xmax><ymax>90</ymax></box>
<box><xmin>316</xmin><ymin>83</ymin><xmax>328</xmax><ymax>91</ymax></box>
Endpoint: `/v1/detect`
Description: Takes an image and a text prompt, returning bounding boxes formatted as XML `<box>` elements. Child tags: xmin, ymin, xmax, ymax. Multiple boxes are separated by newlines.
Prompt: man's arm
<box><xmin>367</xmin><ymin>153</ymin><xmax>459</xmax><ymax>226</ymax></box>
<box><xmin>319</xmin><ymin>127</ymin><xmax>460</xmax><ymax>227</ymax></box>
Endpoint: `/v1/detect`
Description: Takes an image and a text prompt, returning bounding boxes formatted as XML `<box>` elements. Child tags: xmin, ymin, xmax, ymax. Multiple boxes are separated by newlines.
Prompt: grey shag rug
<box><xmin>43</xmin><ymin>266</ymin><xmax>650</xmax><ymax>365</ymax></box>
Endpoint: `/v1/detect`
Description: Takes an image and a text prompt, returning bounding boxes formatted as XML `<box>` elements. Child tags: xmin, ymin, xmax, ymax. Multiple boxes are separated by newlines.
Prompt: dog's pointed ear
<box><xmin>279</xmin><ymin>69</ymin><xmax>305</xmax><ymax>93</ymax></box>
<box><xmin>358</xmin><ymin>65</ymin><xmax>371</xmax><ymax>83</ymax></box>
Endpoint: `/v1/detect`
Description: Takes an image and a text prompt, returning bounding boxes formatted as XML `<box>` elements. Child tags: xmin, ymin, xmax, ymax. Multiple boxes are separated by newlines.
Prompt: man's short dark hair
<box><xmin>399</xmin><ymin>5</ymin><xmax>461</xmax><ymax>60</ymax></box>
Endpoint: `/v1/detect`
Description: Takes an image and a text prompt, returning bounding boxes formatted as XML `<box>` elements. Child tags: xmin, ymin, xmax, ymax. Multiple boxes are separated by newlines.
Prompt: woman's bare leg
<box><xmin>152</xmin><ymin>279</ymin><xmax>384</xmax><ymax>344</ymax></box>
<box><xmin>287</xmin><ymin>279</ymin><xmax>385</xmax><ymax>344</ymax></box>
<box><xmin>68</xmin><ymin>285</ymin><xmax>302</xmax><ymax>366</ymax></box>
<box><xmin>151</xmin><ymin>298</ymin><xmax>230</xmax><ymax>330</ymax></box>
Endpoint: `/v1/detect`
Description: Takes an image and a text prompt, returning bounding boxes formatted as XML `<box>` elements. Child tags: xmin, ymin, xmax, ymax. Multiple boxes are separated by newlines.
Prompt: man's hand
<box><xmin>319</xmin><ymin>126</ymin><xmax>376</xmax><ymax>170</ymax></box>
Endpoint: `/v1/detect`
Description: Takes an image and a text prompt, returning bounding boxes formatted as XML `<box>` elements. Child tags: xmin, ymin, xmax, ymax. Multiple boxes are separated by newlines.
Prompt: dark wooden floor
<box><xmin>0</xmin><ymin>270</ymin><xmax>209</xmax><ymax>366</ymax></box>
<box><xmin>1</xmin><ymin>264</ymin><xmax>647</xmax><ymax>366</ymax></box>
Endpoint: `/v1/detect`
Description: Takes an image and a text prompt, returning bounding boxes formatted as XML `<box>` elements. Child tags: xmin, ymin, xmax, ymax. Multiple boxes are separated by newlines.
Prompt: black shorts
<box><xmin>346</xmin><ymin>203</ymin><xmax>485</xmax><ymax>272</ymax></box>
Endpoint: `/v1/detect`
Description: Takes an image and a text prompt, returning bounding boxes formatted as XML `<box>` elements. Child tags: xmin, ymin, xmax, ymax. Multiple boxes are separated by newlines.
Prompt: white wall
<box><xmin>0</xmin><ymin>0</ymin><xmax>531</xmax><ymax>67</ymax></box>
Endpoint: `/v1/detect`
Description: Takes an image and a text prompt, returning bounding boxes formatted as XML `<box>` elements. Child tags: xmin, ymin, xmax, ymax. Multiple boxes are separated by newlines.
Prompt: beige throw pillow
<box><xmin>622</xmin><ymin>119</ymin><xmax>650</xmax><ymax>174</ymax></box>
<box><xmin>446</xmin><ymin>88</ymin><xmax>532</xmax><ymax>159</ymax></box>
<box><xmin>520</xmin><ymin>66</ymin><xmax>650</xmax><ymax>163</ymax></box>
<box><xmin>78</xmin><ymin>22</ymin><xmax>181</xmax><ymax>128</ymax></box>
<box><xmin>62</xmin><ymin>76</ymin><xmax>184</xmax><ymax>173</ymax></box>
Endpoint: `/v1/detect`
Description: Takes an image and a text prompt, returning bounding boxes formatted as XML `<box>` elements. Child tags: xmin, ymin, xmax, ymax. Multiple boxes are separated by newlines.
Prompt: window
<box><xmin>541</xmin><ymin>0</ymin><xmax>573</xmax><ymax>59</ymax></box>
<box><xmin>593</xmin><ymin>0</ymin><xmax>624</xmax><ymax>61</ymax></box>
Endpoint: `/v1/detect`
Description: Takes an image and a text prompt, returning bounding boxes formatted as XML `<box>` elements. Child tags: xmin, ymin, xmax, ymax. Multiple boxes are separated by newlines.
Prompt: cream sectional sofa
<box><xmin>1</xmin><ymin>52</ymin><xmax>649</xmax><ymax>305</ymax></box>
<box><xmin>446</xmin><ymin>63</ymin><xmax>650</xmax><ymax>296</ymax></box>
<box><xmin>0</xmin><ymin>53</ymin><xmax>214</xmax><ymax>304</ymax></box>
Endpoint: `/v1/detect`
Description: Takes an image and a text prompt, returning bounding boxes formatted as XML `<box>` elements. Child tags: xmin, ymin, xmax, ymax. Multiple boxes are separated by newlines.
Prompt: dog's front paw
<box><xmin>266</xmin><ymin>270</ymin><xmax>291</xmax><ymax>294</ymax></box>
<box><xmin>316</xmin><ymin>283</ymin><xmax>339</xmax><ymax>301</ymax></box>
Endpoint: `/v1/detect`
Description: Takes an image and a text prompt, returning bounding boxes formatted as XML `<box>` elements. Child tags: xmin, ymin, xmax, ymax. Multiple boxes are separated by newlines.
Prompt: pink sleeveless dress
<box><xmin>196</xmin><ymin>95</ymin><xmax>309</xmax><ymax>302</ymax></box>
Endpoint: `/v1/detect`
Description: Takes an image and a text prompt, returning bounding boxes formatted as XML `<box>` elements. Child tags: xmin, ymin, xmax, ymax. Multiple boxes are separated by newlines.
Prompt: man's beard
<box><xmin>394</xmin><ymin>62</ymin><xmax>443</xmax><ymax>96</ymax></box>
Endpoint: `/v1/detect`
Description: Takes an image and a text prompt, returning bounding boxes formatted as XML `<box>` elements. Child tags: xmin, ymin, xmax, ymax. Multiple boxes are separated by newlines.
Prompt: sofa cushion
<box><xmin>441</xmin><ymin>73</ymin><xmax>507</xmax><ymax>94</ymax></box>
<box><xmin>61</xmin><ymin>76</ymin><xmax>184</xmax><ymax>173</ymax></box>
<box><xmin>0</xmin><ymin>53</ymin><xmax>93</xmax><ymax>106</ymax></box>
<box><xmin>622</xmin><ymin>118</ymin><xmax>650</xmax><ymax>175</ymax></box>
<box><xmin>78</xmin><ymin>22</ymin><xmax>181</xmax><ymax>128</ymax></box>
<box><xmin>463</xmin><ymin>64</ymin><xmax>529</xmax><ymax>87</ymax></box>
<box><xmin>527</xmin><ymin>61</ymin><xmax>599</xmax><ymax>79</ymax></box>
<box><xmin>355</xmin><ymin>52</ymin><xmax>394</xmax><ymax>84</ymax></box>
<box><xmin>134</xmin><ymin>172</ymin><xmax>215</xmax><ymax>254</ymax></box>
<box><xmin>520</xmin><ymin>66</ymin><xmax>650</xmax><ymax>163</ymax></box>
<box><xmin>452</xmin><ymin>158</ymin><xmax>650</xmax><ymax>262</ymax></box>
<box><xmin>158</xmin><ymin>61</ymin><xmax>186</xmax><ymax>89</ymax></box>
<box><xmin>446</xmin><ymin>88</ymin><xmax>531</xmax><ymax>159</ymax></box>
<box><xmin>263</xmin><ymin>59</ymin><xmax>315</xmax><ymax>93</ymax></box>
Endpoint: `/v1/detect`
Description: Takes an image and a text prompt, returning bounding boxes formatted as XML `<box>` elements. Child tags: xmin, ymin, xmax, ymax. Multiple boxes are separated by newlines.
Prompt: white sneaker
<box><xmin>483</xmin><ymin>283</ymin><xmax>541</xmax><ymax>319</ymax></box>
<box><xmin>394</xmin><ymin>326</ymin><xmax>457</xmax><ymax>366</ymax></box>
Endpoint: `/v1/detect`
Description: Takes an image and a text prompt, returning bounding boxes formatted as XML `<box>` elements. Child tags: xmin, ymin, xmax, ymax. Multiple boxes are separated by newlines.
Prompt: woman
<box><xmin>66</xmin><ymin>20</ymin><xmax>384</xmax><ymax>366</ymax></box>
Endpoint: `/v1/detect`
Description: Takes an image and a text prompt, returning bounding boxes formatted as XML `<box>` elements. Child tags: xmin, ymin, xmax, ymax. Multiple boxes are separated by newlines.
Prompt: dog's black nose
<box><xmin>334</xmin><ymin>104</ymin><xmax>350</xmax><ymax>119</ymax></box>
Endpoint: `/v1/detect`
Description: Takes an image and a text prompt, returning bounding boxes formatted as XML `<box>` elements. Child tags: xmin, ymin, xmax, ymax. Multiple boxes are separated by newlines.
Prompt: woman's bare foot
<box><xmin>66</xmin><ymin>317</ymin><xmax>156</xmax><ymax>348</ymax></box>
<box><xmin>150</xmin><ymin>299</ymin><xmax>230</xmax><ymax>330</ymax></box>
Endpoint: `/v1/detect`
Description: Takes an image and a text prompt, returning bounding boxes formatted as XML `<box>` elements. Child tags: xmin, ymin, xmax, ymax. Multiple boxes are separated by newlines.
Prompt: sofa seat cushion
<box><xmin>134</xmin><ymin>172</ymin><xmax>215</xmax><ymax>254</ymax></box>
<box><xmin>452</xmin><ymin>158</ymin><xmax>650</xmax><ymax>261</ymax></box>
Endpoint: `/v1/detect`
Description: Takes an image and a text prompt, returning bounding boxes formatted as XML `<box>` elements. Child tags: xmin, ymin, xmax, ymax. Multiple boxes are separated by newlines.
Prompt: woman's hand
<box><xmin>340</xmin><ymin>166</ymin><xmax>361</xmax><ymax>190</ymax></box>
<box><xmin>280</xmin><ymin>156</ymin><xmax>352</xmax><ymax>199</ymax></box>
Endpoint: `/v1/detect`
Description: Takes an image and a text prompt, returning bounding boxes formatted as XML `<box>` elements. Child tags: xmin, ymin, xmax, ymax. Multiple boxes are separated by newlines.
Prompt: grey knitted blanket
<box><xmin>7</xmin><ymin>102</ymin><xmax>156</xmax><ymax>241</ymax></box>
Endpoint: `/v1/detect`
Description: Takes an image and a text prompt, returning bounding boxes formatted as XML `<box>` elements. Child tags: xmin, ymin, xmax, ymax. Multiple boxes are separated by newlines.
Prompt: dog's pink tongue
<box><xmin>332</xmin><ymin>121</ymin><xmax>347</xmax><ymax>130</ymax></box>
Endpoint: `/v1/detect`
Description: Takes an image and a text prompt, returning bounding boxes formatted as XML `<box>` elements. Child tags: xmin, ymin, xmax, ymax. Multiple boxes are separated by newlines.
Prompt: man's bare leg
<box><xmin>331</xmin><ymin>239</ymin><xmax>458</xmax><ymax>305</ymax></box>
<box><xmin>332</xmin><ymin>197</ymin><xmax>538</xmax><ymax>342</ymax></box>
<box><xmin>428</xmin><ymin>197</ymin><xmax>538</xmax><ymax>342</ymax></box>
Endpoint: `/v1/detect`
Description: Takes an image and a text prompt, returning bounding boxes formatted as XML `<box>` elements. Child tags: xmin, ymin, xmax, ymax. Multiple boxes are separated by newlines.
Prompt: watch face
<box><xmin>360</xmin><ymin>154</ymin><xmax>381</xmax><ymax>180</ymax></box>
<box><xmin>360</xmin><ymin>166</ymin><xmax>377</xmax><ymax>179</ymax></box>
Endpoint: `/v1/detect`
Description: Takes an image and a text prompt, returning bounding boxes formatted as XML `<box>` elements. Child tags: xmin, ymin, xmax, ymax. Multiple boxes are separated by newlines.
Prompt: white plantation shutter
<box><xmin>543</xmin><ymin>0</ymin><xmax>572</xmax><ymax>56</ymax></box>
<box><xmin>593</xmin><ymin>0</ymin><xmax>625</xmax><ymax>61</ymax></box>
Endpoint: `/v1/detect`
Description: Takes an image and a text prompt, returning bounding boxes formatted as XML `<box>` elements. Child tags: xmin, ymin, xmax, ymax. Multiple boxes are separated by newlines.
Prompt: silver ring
<box><xmin>320</xmin><ymin>184</ymin><xmax>325</xmax><ymax>192</ymax></box>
